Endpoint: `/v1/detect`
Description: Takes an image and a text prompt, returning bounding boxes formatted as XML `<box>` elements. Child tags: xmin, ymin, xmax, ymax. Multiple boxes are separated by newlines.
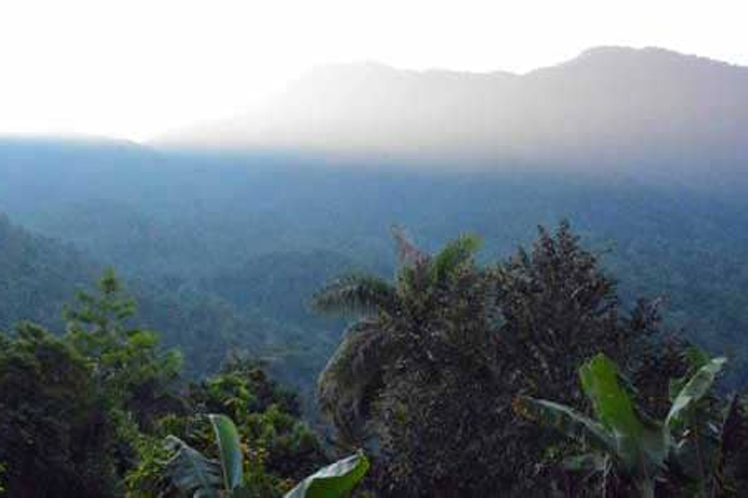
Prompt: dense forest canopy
<box><xmin>2</xmin><ymin>50</ymin><xmax>748</xmax><ymax>495</ymax></box>
<box><xmin>2</xmin><ymin>140</ymin><xmax>748</xmax><ymax>388</ymax></box>
<box><xmin>1</xmin><ymin>223</ymin><xmax>747</xmax><ymax>496</ymax></box>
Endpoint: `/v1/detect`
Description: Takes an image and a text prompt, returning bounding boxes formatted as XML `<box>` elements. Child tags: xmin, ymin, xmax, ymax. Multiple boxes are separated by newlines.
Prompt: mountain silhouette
<box><xmin>158</xmin><ymin>46</ymin><xmax>748</xmax><ymax>184</ymax></box>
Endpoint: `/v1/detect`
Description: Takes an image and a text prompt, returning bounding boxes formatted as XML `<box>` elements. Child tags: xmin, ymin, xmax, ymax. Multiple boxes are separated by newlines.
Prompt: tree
<box><xmin>186</xmin><ymin>357</ymin><xmax>326</xmax><ymax>482</ymax></box>
<box><xmin>312</xmin><ymin>230</ymin><xmax>487</xmax><ymax>440</ymax></box>
<box><xmin>486</xmin><ymin>223</ymin><xmax>684</xmax><ymax>493</ymax></box>
<box><xmin>315</xmin><ymin>223</ymin><xmax>682</xmax><ymax>496</ymax></box>
<box><xmin>0</xmin><ymin>323</ymin><xmax>121</xmax><ymax>497</ymax></box>
<box><xmin>0</xmin><ymin>270</ymin><xmax>187</xmax><ymax>497</ymax></box>
<box><xmin>64</xmin><ymin>268</ymin><xmax>183</xmax><ymax>427</ymax></box>
<box><xmin>313</xmin><ymin>231</ymin><xmax>502</xmax><ymax>496</ymax></box>
<box><xmin>496</xmin><ymin>221</ymin><xmax>645</xmax><ymax>405</ymax></box>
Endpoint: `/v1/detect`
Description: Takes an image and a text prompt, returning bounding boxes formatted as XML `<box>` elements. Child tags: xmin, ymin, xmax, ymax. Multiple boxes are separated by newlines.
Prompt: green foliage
<box><xmin>0</xmin><ymin>323</ymin><xmax>121</xmax><ymax>497</ymax></box>
<box><xmin>427</xmin><ymin>233</ymin><xmax>482</xmax><ymax>285</ymax></box>
<box><xmin>313</xmin><ymin>231</ymin><xmax>491</xmax><ymax>450</ymax></box>
<box><xmin>315</xmin><ymin>223</ymin><xmax>687</xmax><ymax>496</ymax></box>
<box><xmin>0</xmin><ymin>267</ymin><xmax>332</xmax><ymax>497</ymax></box>
<box><xmin>495</xmin><ymin>222</ymin><xmax>629</xmax><ymax>403</ymax></box>
<box><xmin>666</xmin><ymin>355</ymin><xmax>726</xmax><ymax>430</ymax></box>
<box><xmin>210</xmin><ymin>414</ymin><xmax>245</xmax><ymax>491</ymax></box>
<box><xmin>0</xmin><ymin>213</ymin><xmax>95</xmax><ymax>331</ymax></box>
<box><xmin>122</xmin><ymin>357</ymin><xmax>326</xmax><ymax>497</ymax></box>
<box><xmin>3</xmin><ymin>213</ymin><xmax>748</xmax><ymax>497</ymax></box>
<box><xmin>0</xmin><ymin>270</ymin><xmax>187</xmax><ymax>496</ymax></box>
<box><xmin>184</xmin><ymin>357</ymin><xmax>325</xmax><ymax>480</ymax></box>
<box><xmin>64</xmin><ymin>270</ymin><xmax>184</xmax><ymax>426</ymax></box>
<box><xmin>160</xmin><ymin>414</ymin><xmax>368</xmax><ymax>498</ymax></box>
<box><xmin>191</xmin><ymin>357</ymin><xmax>300</xmax><ymax>420</ymax></box>
<box><xmin>0</xmin><ymin>212</ymin><xmax>325</xmax><ymax>391</ymax></box>
<box><xmin>519</xmin><ymin>352</ymin><xmax>728</xmax><ymax>496</ymax></box>
<box><xmin>284</xmin><ymin>451</ymin><xmax>370</xmax><ymax>498</ymax></box>
<box><xmin>6</xmin><ymin>157</ymin><xmax>748</xmax><ymax>393</ymax></box>
<box><xmin>312</xmin><ymin>274</ymin><xmax>400</xmax><ymax>317</ymax></box>
<box><xmin>124</xmin><ymin>433</ymin><xmax>172</xmax><ymax>497</ymax></box>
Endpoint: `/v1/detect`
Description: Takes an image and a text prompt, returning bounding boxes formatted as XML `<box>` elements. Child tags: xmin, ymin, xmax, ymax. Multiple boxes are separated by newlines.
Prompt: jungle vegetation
<box><xmin>1</xmin><ymin>222</ymin><xmax>747</xmax><ymax>496</ymax></box>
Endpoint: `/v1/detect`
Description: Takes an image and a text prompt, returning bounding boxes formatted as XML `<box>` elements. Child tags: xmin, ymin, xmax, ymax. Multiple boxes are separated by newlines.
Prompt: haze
<box><xmin>1</xmin><ymin>0</ymin><xmax>747</xmax><ymax>141</ymax></box>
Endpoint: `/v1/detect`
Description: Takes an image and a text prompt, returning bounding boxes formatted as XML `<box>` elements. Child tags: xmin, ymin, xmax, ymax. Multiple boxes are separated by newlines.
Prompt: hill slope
<box><xmin>160</xmin><ymin>47</ymin><xmax>748</xmax><ymax>186</ymax></box>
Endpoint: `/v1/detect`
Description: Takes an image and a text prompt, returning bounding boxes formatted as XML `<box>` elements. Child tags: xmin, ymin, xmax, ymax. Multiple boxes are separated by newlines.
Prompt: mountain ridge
<box><xmin>154</xmin><ymin>46</ymin><xmax>748</xmax><ymax>185</ymax></box>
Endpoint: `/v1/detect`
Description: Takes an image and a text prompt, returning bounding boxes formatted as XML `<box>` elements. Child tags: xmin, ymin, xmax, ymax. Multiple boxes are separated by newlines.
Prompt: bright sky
<box><xmin>0</xmin><ymin>0</ymin><xmax>745</xmax><ymax>141</ymax></box>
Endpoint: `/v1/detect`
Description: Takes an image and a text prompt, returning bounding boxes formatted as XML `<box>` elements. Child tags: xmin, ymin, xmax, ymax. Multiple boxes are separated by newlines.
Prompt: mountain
<box><xmin>0</xmin><ymin>212</ymin><xmax>95</xmax><ymax>329</ymax></box>
<box><xmin>0</xmin><ymin>210</ymin><xmax>347</xmax><ymax>385</ymax></box>
<box><xmin>4</xmin><ymin>138</ymin><xmax>748</xmax><ymax>384</ymax></box>
<box><xmin>159</xmin><ymin>47</ymin><xmax>748</xmax><ymax>187</ymax></box>
<box><xmin>4</xmin><ymin>46</ymin><xmax>748</xmax><ymax>388</ymax></box>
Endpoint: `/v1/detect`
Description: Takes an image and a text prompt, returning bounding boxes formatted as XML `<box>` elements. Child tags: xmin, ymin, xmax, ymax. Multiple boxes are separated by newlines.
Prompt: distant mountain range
<box><xmin>156</xmin><ymin>46</ymin><xmax>748</xmax><ymax>185</ymax></box>
<box><xmin>3</xmin><ymin>48</ymin><xmax>748</xmax><ymax>387</ymax></box>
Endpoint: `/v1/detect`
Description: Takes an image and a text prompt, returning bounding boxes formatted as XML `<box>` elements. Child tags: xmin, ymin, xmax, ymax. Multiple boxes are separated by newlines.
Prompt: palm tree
<box><xmin>311</xmin><ymin>228</ymin><xmax>484</xmax><ymax>445</ymax></box>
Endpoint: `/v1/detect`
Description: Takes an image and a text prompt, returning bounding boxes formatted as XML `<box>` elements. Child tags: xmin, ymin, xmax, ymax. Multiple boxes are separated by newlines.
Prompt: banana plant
<box><xmin>517</xmin><ymin>353</ymin><xmax>726</xmax><ymax>497</ymax></box>
<box><xmin>163</xmin><ymin>414</ymin><xmax>369</xmax><ymax>498</ymax></box>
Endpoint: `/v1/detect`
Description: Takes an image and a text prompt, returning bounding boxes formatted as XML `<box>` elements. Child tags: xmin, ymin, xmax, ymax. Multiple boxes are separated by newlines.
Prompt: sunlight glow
<box><xmin>0</xmin><ymin>0</ymin><xmax>745</xmax><ymax>141</ymax></box>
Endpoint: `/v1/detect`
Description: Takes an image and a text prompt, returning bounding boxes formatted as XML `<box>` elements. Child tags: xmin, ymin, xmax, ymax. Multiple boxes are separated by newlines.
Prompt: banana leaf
<box><xmin>209</xmin><ymin>414</ymin><xmax>245</xmax><ymax>491</ymax></box>
<box><xmin>284</xmin><ymin>451</ymin><xmax>369</xmax><ymax>498</ymax></box>
<box><xmin>517</xmin><ymin>396</ymin><xmax>615</xmax><ymax>453</ymax></box>
<box><xmin>666</xmin><ymin>357</ymin><xmax>726</xmax><ymax>430</ymax></box>
<box><xmin>163</xmin><ymin>435</ymin><xmax>222</xmax><ymax>498</ymax></box>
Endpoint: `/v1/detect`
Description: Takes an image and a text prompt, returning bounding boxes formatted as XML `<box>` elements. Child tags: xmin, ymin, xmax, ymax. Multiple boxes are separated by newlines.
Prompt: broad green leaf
<box><xmin>580</xmin><ymin>354</ymin><xmax>642</xmax><ymax>439</ymax></box>
<box><xmin>668</xmin><ymin>347</ymin><xmax>712</xmax><ymax>402</ymax></box>
<box><xmin>209</xmin><ymin>414</ymin><xmax>244</xmax><ymax>491</ymax></box>
<box><xmin>517</xmin><ymin>396</ymin><xmax>615</xmax><ymax>453</ymax></box>
<box><xmin>284</xmin><ymin>451</ymin><xmax>369</xmax><ymax>498</ymax></box>
<box><xmin>579</xmin><ymin>354</ymin><xmax>667</xmax><ymax>471</ymax></box>
<box><xmin>163</xmin><ymin>435</ymin><xmax>222</xmax><ymax>497</ymax></box>
<box><xmin>666</xmin><ymin>357</ymin><xmax>726</xmax><ymax>430</ymax></box>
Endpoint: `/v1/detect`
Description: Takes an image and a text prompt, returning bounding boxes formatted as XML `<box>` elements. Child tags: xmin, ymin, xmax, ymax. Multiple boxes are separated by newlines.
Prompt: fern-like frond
<box><xmin>318</xmin><ymin>321</ymin><xmax>396</xmax><ymax>445</ymax></box>
<box><xmin>429</xmin><ymin>233</ymin><xmax>482</xmax><ymax>284</ymax></box>
<box><xmin>311</xmin><ymin>274</ymin><xmax>399</xmax><ymax>317</ymax></box>
<box><xmin>391</xmin><ymin>224</ymin><xmax>428</xmax><ymax>266</ymax></box>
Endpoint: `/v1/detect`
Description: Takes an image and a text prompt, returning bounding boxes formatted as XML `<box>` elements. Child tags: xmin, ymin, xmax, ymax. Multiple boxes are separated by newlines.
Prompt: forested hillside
<box><xmin>3</xmin><ymin>46</ymin><xmax>748</xmax><ymax>497</ymax></box>
<box><xmin>0</xmin><ymin>212</ymin><xmax>348</xmax><ymax>387</ymax></box>
<box><xmin>0</xmin><ymin>213</ymin><xmax>93</xmax><ymax>328</ymax></box>
<box><xmin>3</xmin><ymin>140</ymin><xmax>748</xmax><ymax>387</ymax></box>
<box><xmin>2</xmin><ymin>223</ymin><xmax>747</xmax><ymax>496</ymax></box>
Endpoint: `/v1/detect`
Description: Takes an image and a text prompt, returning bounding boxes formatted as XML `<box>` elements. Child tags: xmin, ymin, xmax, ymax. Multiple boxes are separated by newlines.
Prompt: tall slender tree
<box><xmin>313</xmin><ymin>230</ymin><xmax>502</xmax><ymax>496</ymax></box>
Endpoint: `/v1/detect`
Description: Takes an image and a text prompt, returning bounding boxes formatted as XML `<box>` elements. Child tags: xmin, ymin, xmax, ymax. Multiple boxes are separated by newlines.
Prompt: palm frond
<box><xmin>318</xmin><ymin>321</ymin><xmax>396</xmax><ymax>444</ymax></box>
<box><xmin>311</xmin><ymin>274</ymin><xmax>399</xmax><ymax>317</ymax></box>
<box><xmin>391</xmin><ymin>224</ymin><xmax>428</xmax><ymax>266</ymax></box>
<box><xmin>284</xmin><ymin>451</ymin><xmax>370</xmax><ymax>498</ymax></box>
<box><xmin>429</xmin><ymin>233</ymin><xmax>482</xmax><ymax>284</ymax></box>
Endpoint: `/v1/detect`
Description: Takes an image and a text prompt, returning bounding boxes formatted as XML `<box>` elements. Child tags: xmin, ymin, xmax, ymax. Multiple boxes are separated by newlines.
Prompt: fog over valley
<box><xmin>3</xmin><ymin>39</ymin><xmax>748</xmax><ymax>497</ymax></box>
<box><xmin>157</xmin><ymin>47</ymin><xmax>748</xmax><ymax>186</ymax></box>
